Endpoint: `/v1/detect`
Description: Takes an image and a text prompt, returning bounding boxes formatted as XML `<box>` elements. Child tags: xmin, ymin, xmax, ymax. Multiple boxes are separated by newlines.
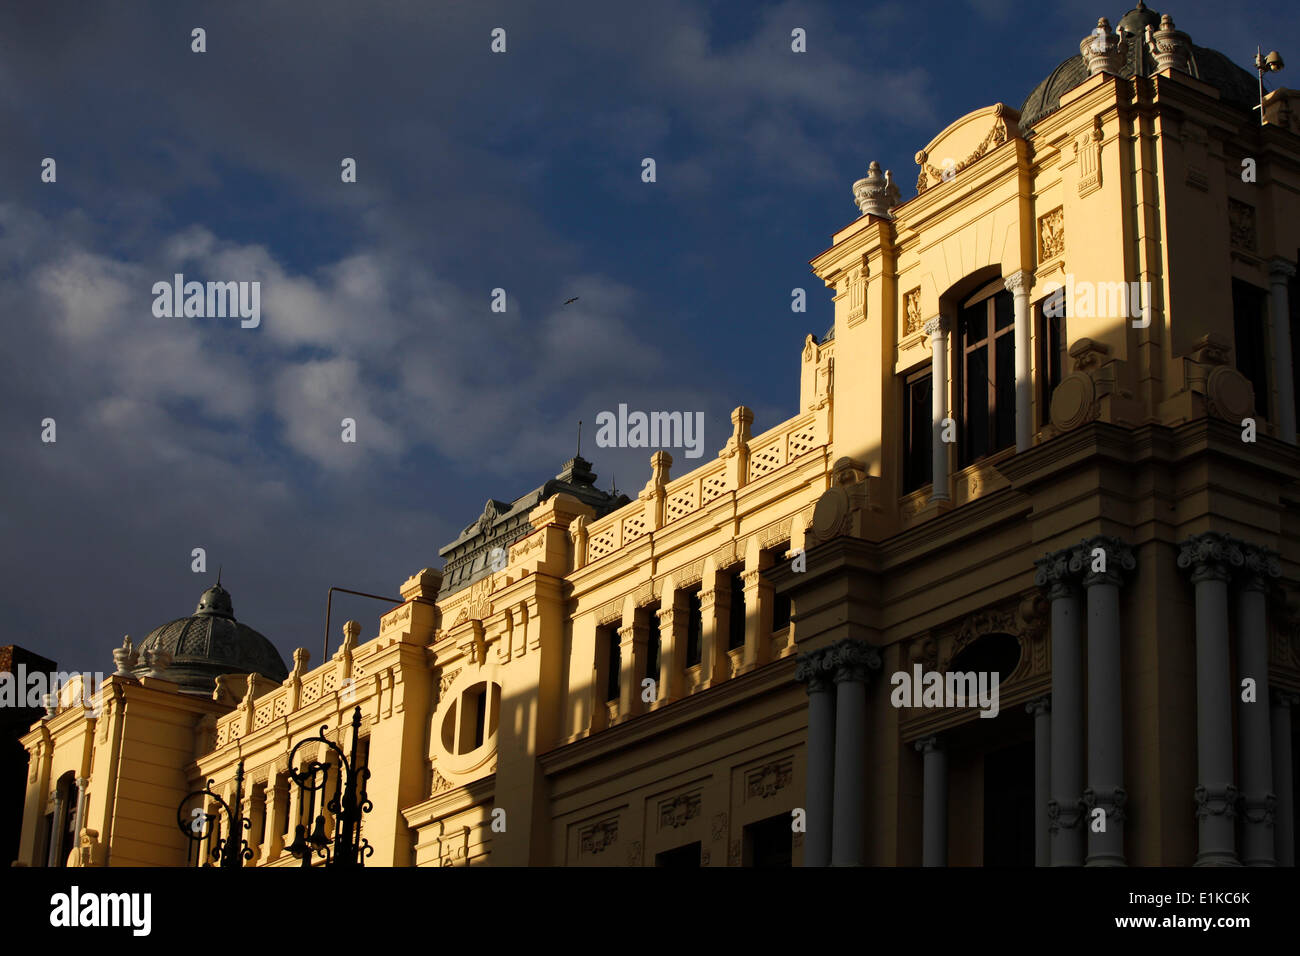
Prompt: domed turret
<box><xmin>132</xmin><ymin>581</ymin><xmax>288</xmax><ymax>695</ymax></box>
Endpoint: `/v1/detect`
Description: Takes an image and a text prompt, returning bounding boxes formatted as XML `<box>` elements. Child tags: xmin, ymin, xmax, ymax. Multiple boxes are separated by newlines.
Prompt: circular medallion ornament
<box><xmin>811</xmin><ymin>487</ymin><xmax>849</xmax><ymax>542</ymax></box>
<box><xmin>1206</xmin><ymin>366</ymin><xmax>1254</xmax><ymax>422</ymax></box>
<box><xmin>1050</xmin><ymin>373</ymin><xmax>1096</xmax><ymax>432</ymax></box>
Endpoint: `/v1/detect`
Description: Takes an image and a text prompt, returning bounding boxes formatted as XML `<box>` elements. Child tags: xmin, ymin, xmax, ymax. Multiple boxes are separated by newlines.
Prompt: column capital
<box><xmin>1034</xmin><ymin>547</ymin><xmax>1080</xmax><ymax>600</ymax></box>
<box><xmin>1003</xmin><ymin>270</ymin><xmax>1033</xmax><ymax>295</ymax></box>
<box><xmin>1239</xmin><ymin>542</ymin><xmax>1281</xmax><ymax>592</ymax></box>
<box><xmin>1269</xmin><ymin>257</ymin><xmax>1297</xmax><ymax>281</ymax></box>
<box><xmin>1177</xmin><ymin>531</ymin><xmax>1244</xmax><ymax>584</ymax></box>
<box><xmin>923</xmin><ymin>315</ymin><xmax>949</xmax><ymax>338</ymax></box>
<box><xmin>794</xmin><ymin>647</ymin><xmax>833</xmax><ymax>695</ymax></box>
<box><xmin>1076</xmin><ymin>535</ymin><xmax>1136</xmax><ymax>588</ymax></box>
<box><xmin>828</xmin><ymin>638</ymin><xmax>881</xmax><ymax>685</ymax></box>
<box><xmin>1025</xmin><ymin>696</ymin><xmax>1051</xmax><ymax>717</ymax></box>
<box><xmin>914</xmin><ymin>735</ymin><xmax>943</xmax><ymax>754</ymax></box>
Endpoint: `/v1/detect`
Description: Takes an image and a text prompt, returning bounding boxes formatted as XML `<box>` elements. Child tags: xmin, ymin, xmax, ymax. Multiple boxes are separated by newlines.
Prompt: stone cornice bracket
<box><xmin>851</xmin><ymin>160</ymin><xmax>901</xmax><ymax>220</ymax></box>
<box><xmin>1003</xmin><ymin>270</ymin><xmax>1033</xmax><ymax>295</ymax></box>
<box><xmin>1177</xmin><ymin>532</ymin><xmax>1245</xmax><ymax>584</ymax></box>
<box><xmin>1080</xmin><ymin>17</ymin><xmax>1124</xmax><ymax>76</ymax></box>
<box><xmin>827</xmin><ymin>638</ymin><xmax>882</xmax><ymax>684</ymax></box>
<box><xmin>1034</xmin><ymin>547</ymin><xmax>1080</xmax><ymax>600</ymax></box>
<box><xmin>1075</xmin><ymin>535</ymin><xmax>1137</xmax><ymax>589</ymax></box>
<box><xmin>1145</xmin><ymin>15</ymin><xmax>1192</xmax><ymax>75</ymax></box>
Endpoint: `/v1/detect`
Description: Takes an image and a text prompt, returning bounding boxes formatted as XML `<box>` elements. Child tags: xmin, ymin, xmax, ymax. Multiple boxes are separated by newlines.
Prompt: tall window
<box><xmin>902</xmin><ymin>368</ymin><xmax>932</xmax><ymax>493</ymax></box>
<box><xmin>959</xmin><ymin>285</ymin><xmax>1016</xmax><ymax>467</ymax></box>
<box><xmin>1038</xmin><ymin>288</ymin><xmax>1067</xmax><ymax>426</ymax></box>
<box><xmin>603</xmin><ymin>627</ymin><xmax>621</xmax><ymax>703</ymax></box>
<box><xmin>644</xmin><ymin>604</ymin><xmax>661</xmax><ymax>684</ymax></box>
<box><xmin>1233</xmin><ymin>278</ymin><xmax>1270</xmax><ymax>420</ymax></box>
<box><xmin>728</xmin><ymin>571</ymin><xmax>746</xmax><ymax>650</ymax></box>
<box><xmin>685</xmin><ymin>591</ymin><xmax>702</xmax><ymax>667</ymax></box>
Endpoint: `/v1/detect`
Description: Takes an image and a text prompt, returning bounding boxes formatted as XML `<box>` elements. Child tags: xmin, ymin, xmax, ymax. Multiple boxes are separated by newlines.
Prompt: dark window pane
<box><xmin>903</xmin><ymin>372</ymin><xmax>933</xmax><ymax>492</ymax></box>
<box><xmin>645</xmin><ymin>608</ymin><xmax>661</xmax><ymax>683</ymax></box>
<box><xmin>961</xmin><ymin>303</ymin><xmax>986</xmax><ymax>343</ymax></box>
<box><xmin>994</xmin><ymin>289</ymin><xmax>1014</xmax><ymax>331</ymax></box>
<box><xmin>1233</xmin><ymin>279</ymin><xmax>1269</xmax><ymax>420</ymax></box>
<box><xmin>965</xmin><ymin>344</ymin><xmax>989</xmax><ymax>464</ymax></box>
<box><xmin>772</xmin><ymin>589</ymin><xmax>791</xmax><ymax>632</ymax></box>
<box><xmin>744</xmin><ymin>813</ymin><xmax>794</xmax><ymax>867</ymax></box>
<box><xmin>605</xmin><ymin>629</ymin><xmax>620</xmax><ymax>703</ymax></box>
<box><xmin>686</xmin><ymin>591</ymin><xmax>702</xmax><ymax>667</ymax></box>
<box><xmin>655</xmin><ymin>842</ymin><xmax>701</xmax><ymax>867</ymax></box>
<box><xmin>728</xmin><ymin>572</ymin><xmax>746</xmax><ymax>650</ymax></box>
<box><xmin>996</xmin><ymin>330</ymin><xmax>1016</xmax><ymax>450</ymax></box>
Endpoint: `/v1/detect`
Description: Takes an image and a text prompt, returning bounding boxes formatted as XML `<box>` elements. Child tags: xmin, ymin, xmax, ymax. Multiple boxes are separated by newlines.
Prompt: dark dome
<box><xmin>133</xmin><ymin>583</ymin><xmax>288</xmax><ymax>695</ymax></box>
<box><xmin>1019</xmin><ymin>6</ymin><xmax>1258</xmax><ymax>132</ymax></box>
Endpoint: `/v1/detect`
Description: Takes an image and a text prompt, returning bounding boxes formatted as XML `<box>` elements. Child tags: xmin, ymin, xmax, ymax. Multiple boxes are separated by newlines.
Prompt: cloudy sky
<box><xmin>1</xmin><ymin>0</ymin><xmax>1295</xmax><ymax>674</ymax></box>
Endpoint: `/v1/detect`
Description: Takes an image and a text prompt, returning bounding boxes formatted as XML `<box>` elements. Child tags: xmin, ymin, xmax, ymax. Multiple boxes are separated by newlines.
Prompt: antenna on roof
<box><xmin>577</xmin><ymin>420</ymin><xmax>582</xmax><ymax>459</ymax></box>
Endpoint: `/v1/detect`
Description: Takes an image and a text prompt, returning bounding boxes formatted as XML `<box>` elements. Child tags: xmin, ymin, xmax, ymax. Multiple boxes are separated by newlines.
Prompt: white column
<box><xmin>796</xmin><ymin>647</ymin><xmax>836</xmax><ymax>867</ymax></box>
<box><xmin>1082</xmin><ymin>536</ymin><xmax>1134</xmax><ymax>866</ymax></box>
<box><xmin>70</xmin><ymin>777</ymin><xmax>89</xmax><ymax>866</ymax></box>
<box><xmin>1005</xmin><ymin>270</ymin><xmax>1033</xmax><ymax>452</ymax></box>
<box><xmin>925</xmin><ymin>317</ymin><xmax>950</xmax><ymax>502</ymax></box>
<box><xmin>829</xmin><ymin>639</ymin><xmax>880</xmax><ymax>866</ymax></box>
<box><xmin>1238</xmin><ymin>544</ymin><xmax>1280</xmax><ymax>865</ymax></box>
<box><xmin>1035</xmin><ymin>547</ymin><xmax>1085</xmax><ymax>866</ymax></box>
<box><xmin>1027</xmin><ymin>697</ymin><xmax>1052</xmax><ymax>867</ymax></box>
<box><xmin>917</xmin><ymin>736</ymin><xmax>948</xmax><ymax>867</ymax></box>
<box><xmin>1269</xmin><ymin>259</ymin><xmax>1297</xmax><ymax>442</ymax></box>
<box><xmin>1178</xmin><ymin>533</ymin><xmax>1243</xmax><ymax>866</ymax></box>
<box><xmin>1272</xmin><ymin>692</ymin><xmax>1296</xmax><ymax>866</ymax></box>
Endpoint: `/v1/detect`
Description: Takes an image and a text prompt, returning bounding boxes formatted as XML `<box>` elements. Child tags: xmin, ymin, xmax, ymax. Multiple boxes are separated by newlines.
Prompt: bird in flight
<box><xmin>563</xmin><ymin>296</ymin><xmax>579</xmax><ymax>305</ymax></box>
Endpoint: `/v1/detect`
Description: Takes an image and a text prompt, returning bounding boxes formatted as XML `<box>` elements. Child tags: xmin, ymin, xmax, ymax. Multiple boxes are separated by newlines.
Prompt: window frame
<box><xmin>958</xmin><ymin>283</ymin><xmax>1016</xmax><ymax>468</ymax></box>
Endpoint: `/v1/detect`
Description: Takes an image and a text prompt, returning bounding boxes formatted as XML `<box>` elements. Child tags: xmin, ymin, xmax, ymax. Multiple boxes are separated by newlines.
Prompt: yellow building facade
<box><xmin>16</xmin><ymin>4</ymin><xmax>1300</xmax><ymax>867</ymax></box>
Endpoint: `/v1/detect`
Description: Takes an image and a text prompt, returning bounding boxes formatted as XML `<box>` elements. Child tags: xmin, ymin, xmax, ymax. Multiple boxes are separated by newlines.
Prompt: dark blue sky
<box><xmin>1</xmin><ymin>0</ymin><xmax>1295</xmax><ymax>673</ymax></box>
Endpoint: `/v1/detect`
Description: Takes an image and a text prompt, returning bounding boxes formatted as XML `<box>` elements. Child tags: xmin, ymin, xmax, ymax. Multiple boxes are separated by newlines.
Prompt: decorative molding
<box><xmin>904</xmin><ymin>288</ymin><xmax>923</xmax><ymax>335</ymax></box>
<box><xmin>746</xmin><ymin>756</ymin><xmax>794</xmax><ymax>800</ymax></box>
<box><xmin>1037</xmin><ymin>207</ymin><xmax>1064</xmax><ymax>261</ymax></box>
<box><xmin>915</xmin><ymin>104</ymin><xmax>1013</xmax><ymax>195</ymax></box>
<box><xmin>579</xmin><ymin>817</ymin><xmax>619</xmax><ymax>855</ymax></box>
<box><xmin>1229</xmin><ymin>199</ymin><xmax>1257</xmax><ymax>254</ymax></box>
<box><xmin>658</xmin><ymin>790</ymin><xmax>703</xmax><ymax>830</ymax></box>
<box><xmin>711</xmin><ymin>812</ymin><xmax>727</xmax><ymax>842</ymax></box>
<box><xmin>1073</xmin><ymin>119</ymin><xmax>1103</xmax><ymax>197</ymax></box>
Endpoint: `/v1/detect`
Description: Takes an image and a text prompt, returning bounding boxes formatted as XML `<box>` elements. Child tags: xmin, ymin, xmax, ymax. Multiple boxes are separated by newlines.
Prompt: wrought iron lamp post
<box><xmin>286</xmin><ymin>705</ymin><xmax>373</xmax><ymax>868</ymax></box>
<box><xmin>176</xmin><ymin>761</ymin><xmax>254</xmax><ymax>867</ymax></box>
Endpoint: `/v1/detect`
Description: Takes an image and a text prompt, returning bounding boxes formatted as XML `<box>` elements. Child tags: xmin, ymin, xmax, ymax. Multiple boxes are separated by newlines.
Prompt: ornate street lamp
<box><xmin>177</xmin><ymin>761</ymin><xmax>253</xmax><ymax>867</ymax></box>
<box><xmin>285</xmin><ymin>705</ymin><xmax>373</xmax><ymax>868</ymax></box>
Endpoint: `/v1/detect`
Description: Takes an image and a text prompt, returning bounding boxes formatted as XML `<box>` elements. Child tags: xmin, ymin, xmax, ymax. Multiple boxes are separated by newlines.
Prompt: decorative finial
<box><xmin>577</xmin><ymin>420</ymin><xmax>582</xmax><ymax>459</ymax></box>
<box><xmin>216</xmin><ymin>565</ymin><xmax>222</xmax><ymax>587</ymax></box>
